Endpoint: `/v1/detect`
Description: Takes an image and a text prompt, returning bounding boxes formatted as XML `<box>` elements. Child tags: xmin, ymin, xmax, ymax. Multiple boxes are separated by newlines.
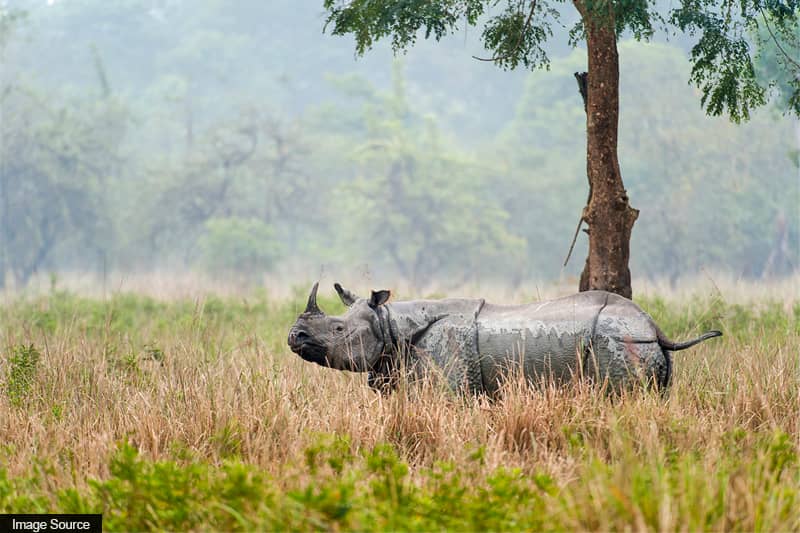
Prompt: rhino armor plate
<box><xmin>379</xmin><ymin>291</ymin><xmax>684</xmax><ymax>393</ymax></box>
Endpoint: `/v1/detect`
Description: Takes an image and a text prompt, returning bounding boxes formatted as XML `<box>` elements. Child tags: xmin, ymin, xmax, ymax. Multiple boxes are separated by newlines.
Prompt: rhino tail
<box><xmin>657</xmin><ymin>330</ymin><xmax>722</xmax><ymax>351</ymax></box>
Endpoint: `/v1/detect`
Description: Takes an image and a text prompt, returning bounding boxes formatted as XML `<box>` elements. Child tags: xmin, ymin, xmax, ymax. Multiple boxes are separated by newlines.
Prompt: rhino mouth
<box><xmin>293</xmin><ymin>341</ymin><xmax>330</xmax><ymax>367</ymax></box>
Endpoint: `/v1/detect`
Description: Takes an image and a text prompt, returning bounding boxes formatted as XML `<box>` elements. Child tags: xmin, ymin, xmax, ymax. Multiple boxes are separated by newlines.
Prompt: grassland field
<box><xmin>0</xmin><ymin>277</ymin><xmax>798</xmax><ymax>531</ymax></box>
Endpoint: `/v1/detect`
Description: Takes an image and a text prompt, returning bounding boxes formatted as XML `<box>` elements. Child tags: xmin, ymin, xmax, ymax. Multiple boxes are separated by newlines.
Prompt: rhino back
<box><xmin>476</xmin><ymin>291</ymin><xmax>663</xmax><ymax>391</ymax></box>
<box><xmin>593</xmin><ymin>291</ymin><xmax>660</xmax><ymax>341</ymax></box>
<box><xmin>476</xmin><ymin>292</ymin><xmax>604</xmax><ymax>391</ymax></box>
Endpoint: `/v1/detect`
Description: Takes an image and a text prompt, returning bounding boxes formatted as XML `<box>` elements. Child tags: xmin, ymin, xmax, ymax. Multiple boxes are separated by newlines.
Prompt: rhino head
<box><xmin>287</xmin><ymin>282</ymin><xmax>391</xmax><ymax>372</ymax></box>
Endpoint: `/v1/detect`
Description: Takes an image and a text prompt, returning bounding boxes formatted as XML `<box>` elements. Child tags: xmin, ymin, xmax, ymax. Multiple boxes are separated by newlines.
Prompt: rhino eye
<box><xmin>335</xmin><ymin>325</ymin><xmax>345</xmax><ymax>332</ymax></box>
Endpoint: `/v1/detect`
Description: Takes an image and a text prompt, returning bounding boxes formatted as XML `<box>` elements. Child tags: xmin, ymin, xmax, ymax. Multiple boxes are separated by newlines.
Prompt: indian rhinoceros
<box><xmin>287</xmin><ymin>282</ymin><xmax>721</xmax><ymax>394</ymax></box>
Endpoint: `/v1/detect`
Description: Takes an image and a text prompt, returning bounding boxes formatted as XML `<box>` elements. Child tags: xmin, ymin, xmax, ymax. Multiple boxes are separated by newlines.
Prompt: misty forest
<box><xmin>0</xmin><ymin>1</ymin><xmax>799</xmax><ymax>532</ymax></box>
<box><xmin>0</xmin><ymin>0</ymin><xmax>797</xmax><ymax>291</ymax></box>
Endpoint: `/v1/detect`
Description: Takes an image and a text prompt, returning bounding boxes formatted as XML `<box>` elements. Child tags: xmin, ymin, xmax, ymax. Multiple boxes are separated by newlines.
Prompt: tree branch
<box><xmin>563</xmin><ymin>215</ymin><xmax>584</xmax><ymax>267</ymax></box>
<box><xmin>571</xmin><ymin>0</ymin><xmax>588</xmax><ymax>20</ymax></box>
<box><xmin>759</xmin><ymin>8</ymin><xmax>800</xmax><ymax>71</ymax></box>
<box><xmin>472</xmin><ymin>0</ymin><xmax>537</xmax><ymax>63</ymax></box>
<box><xmin>564</xmin><ymin>71</ymin><xmax>590</xmax><ymax>268</ymax></box>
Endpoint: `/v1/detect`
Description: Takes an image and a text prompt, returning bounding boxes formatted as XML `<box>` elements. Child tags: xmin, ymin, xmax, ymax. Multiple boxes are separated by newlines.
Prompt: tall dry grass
<box><xmin>0</xmin><ymin>277</ymin><xmax>797</xmax><ymax>530</ymax></box>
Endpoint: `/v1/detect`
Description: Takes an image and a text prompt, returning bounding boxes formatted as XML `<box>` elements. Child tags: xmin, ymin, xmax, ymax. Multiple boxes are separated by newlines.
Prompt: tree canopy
<box><xmin>323</xmin><ymin>0</ymin><xmax>799</xmax><ymax>121</ymax></box>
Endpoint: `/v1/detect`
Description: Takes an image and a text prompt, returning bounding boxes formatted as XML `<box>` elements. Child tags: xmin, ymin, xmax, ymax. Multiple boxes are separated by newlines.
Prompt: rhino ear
<box><xmin>369</xmin><ymin>290</ymin><xmax>391</xmax><ymax>309</ymax></box>
<box><xmin>334</xmin><ymin>283</ymin><xmax>359</xmax><ymax>306</ymax></box>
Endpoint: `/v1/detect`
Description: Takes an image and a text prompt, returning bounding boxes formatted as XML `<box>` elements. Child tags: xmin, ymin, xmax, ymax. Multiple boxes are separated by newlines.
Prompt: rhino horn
<box><xmin>304</xmin><ymin>281</ymin><xmax>323</xmax><ymax>315</ymax></box>
<box><xmin>334</xmin><ymin>283</ymin><xmax>359</xmax><ymax>306</ymax></box>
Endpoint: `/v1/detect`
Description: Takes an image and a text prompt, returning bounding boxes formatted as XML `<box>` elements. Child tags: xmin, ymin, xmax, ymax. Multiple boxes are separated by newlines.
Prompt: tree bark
<box><xmin>573</xmin><ymin>0</ymin><xmax>639</xmax><ymax>299</ymax></box>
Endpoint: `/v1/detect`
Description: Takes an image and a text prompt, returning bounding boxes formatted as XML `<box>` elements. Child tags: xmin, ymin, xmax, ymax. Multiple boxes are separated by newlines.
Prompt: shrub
<box><xmin>5</xmin><ymin>344</ymin><xmax>41</xmax><ymax>407</ymax></box>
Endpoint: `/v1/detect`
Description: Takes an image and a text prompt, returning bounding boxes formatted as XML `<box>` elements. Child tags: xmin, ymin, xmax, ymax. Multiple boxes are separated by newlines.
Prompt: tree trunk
<box><xmin>574</xmin><ymin>0</ymin><xmax>639</xmax><ymax>298</ymax></box>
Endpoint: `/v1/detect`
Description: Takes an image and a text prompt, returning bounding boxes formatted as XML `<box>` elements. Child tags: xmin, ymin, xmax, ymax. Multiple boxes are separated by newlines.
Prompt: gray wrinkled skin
<box><xmin>288</xmin><ymin>284</ymin><xmax>722</xmax><ymax>394</ymax></box>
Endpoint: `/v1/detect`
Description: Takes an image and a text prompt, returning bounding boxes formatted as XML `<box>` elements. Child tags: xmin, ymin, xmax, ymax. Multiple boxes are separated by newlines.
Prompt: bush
<box><xmin>5</xmin><ymin>344</ymin><xmax>41</xmax><ymax>407</ymax></box>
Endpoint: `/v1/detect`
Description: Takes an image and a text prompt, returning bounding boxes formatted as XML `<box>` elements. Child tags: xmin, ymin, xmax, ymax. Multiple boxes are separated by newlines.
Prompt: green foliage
<box><xmin>481</xmin><ymin>1</ymin><xmax>557</xmax><ymax>70</ymax></box>
<box><xmin>212</xmin><ymin>420</ymin><xmax>245</xmax><ymax>459</ymax></box>
<box><xmin>0</xmin><ymin>430</ymin><xmax>796</xmax><ymax>530</ymax></box>
<box><xmin>4</xmin><ymin>344</ymin><xmax>41</xmax><ymax>407</ymax></box>
<box><xmin>322</xmin><ymin>0</ymin><xmax>799</xmax><ymax>121</ymax></box>
<box><xmin>323</xmin><ymin>0</ymin><xmax>486</xmax><ymax>55</ymax></box>
<box><xmin>670</xmin><ymin>3</ymin><xmax>766</xmax><ymax>122</ymax></box>
<box><xmin>3</xmin><ymin>438</ymin><xmax>551</xmax><ymax>530</ymax></box>
<box><xmin>753</xmin><ymin>7</ymin><xmax>800</xmax><ymax>115</ymax></box>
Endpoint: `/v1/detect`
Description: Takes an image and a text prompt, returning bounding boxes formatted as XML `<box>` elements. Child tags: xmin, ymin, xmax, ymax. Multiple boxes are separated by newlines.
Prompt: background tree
<box><xmin>0</xmin><ymin>0</ymin><xmax>794</xmax><ymax>288</ymax></box>
<box><xmin>197</xmin><ymin>217</ymin><xmax>282</xmax><ymax>281</ymax></box>
<box><xmin>753</xmin><ymin>13</ymin><xmax>800</xmax><ymax>278</ymax></box>
<box><xmin>322</xmin><ymin>0</ymin><xmax>800</xmax><ymax>297</ymax></box>
<box><xmin>497</xmin><ymin>43</ymin><xmax>796</xmax><ymax>284</ymax></box>
<box><xmin>333</xmin><ymin>65</ymin><xmax>526</xmax><ymax>288</ymax></box>
<box><xmin>0</xmin><ymin>82</ymin><xmax>127</xmax><ymax>285</ymax></box>
<box><xmin>143</xmin><ymin>108</ymin><xmax>326</xmax><ymax>269</ymax></box>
